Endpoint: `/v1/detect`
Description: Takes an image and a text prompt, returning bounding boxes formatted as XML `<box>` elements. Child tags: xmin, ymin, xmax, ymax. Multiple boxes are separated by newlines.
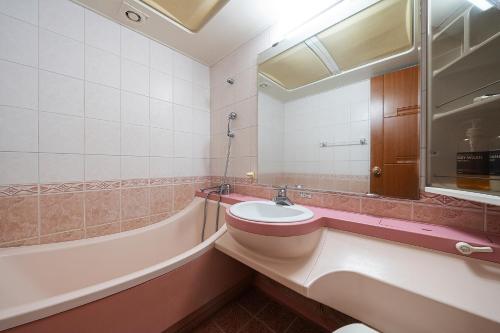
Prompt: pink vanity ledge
<box><xmin>196</xmin><ymin>192</ymin><xmax>500</xmax><ymax>264</ymax></box>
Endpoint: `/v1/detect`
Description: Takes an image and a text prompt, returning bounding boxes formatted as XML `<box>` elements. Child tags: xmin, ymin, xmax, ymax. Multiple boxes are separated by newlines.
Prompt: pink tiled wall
<box><xmin>225</xmin><ymin>178</ymin><xmax>500</xmax><ymax>235</ymax></box>
<box><xmin>0</xmin><ymin>177</ymin><xmax>210</xmax><ymax>247</ymax></box>
<box><xmin>0</xmin><ymin>0</ymin><xmax>211</xmax><ymax>247</ymax></box>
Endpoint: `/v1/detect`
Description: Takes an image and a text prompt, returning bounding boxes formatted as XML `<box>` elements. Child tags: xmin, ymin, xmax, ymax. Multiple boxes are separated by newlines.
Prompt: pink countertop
<box><xmin>196</xmin><ymin>191</ymin><xmax>500</xmax><ymax>264</ymax></box>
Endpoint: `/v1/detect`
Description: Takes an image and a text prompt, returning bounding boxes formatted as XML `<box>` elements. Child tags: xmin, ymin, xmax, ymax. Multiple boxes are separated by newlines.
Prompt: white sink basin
<box><xmin>229</xmin><ymin>201</ymin><xmax>314</xmax><ymax>223</ymax></box>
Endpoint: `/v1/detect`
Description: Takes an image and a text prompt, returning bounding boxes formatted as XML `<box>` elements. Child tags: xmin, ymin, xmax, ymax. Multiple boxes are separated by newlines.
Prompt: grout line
<box><xmin>36</xmin><ymin>2</ymin><xmax>41</xmax><ymax>243</ymax></box>
<box><xmin>283</xmin><ymin>316</ymin><xmax>297</xmax><ymax>333</ymax></box>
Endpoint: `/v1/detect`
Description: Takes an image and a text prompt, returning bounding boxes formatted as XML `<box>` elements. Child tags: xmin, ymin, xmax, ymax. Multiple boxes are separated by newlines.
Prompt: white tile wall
<box><xmin>281</xmin><ymin>80</ymin><xmax>371</xmax><ymax>176</ymax></box>
<box><xmin>0</xmin><ymin>0</ymin><xmax>211</xmax><ymax>185</ymax></box>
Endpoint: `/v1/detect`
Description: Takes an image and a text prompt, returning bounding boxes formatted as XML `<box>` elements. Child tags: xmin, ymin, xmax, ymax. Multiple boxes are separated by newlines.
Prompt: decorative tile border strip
<box><xmin>0</xmin><ymin>184</ymin><xmax>39</xmax><ymax>197</ymax></box>
<box><xmin>40</xmin><ymin>182</ymin><xmax>84</xmax><ymax>194</ymax></box>
<box><xmin>85</xmin><ymin>180</ymin><xmax>121</xmax><ymax>191</ymax></box>
<box><xmin>121</xmin><ymin>178</ymin><xmax>150</xmax><ymax>188</ymax></box>
<box><xmin>150</xmin><ymin>177</ymin><xmax>174</xmax><ymax>186</ymax></box>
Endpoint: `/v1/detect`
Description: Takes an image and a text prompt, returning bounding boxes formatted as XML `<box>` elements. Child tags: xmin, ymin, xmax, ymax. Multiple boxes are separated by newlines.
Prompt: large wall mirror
<box><xmin>257</xmin><ymin>0</ymin><xmax>422</xmax><ymax>199</ymax></box>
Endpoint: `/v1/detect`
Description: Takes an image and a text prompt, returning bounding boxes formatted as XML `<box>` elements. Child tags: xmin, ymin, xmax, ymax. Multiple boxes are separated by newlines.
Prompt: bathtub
<box><xmin>0</xmin><ymin>197</ymin><xmax>252</xmax><ymax>332</ymax></box>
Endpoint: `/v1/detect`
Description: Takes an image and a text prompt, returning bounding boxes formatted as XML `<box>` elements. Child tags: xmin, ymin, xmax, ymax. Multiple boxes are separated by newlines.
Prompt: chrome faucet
<box><xmin>273</xmin><ymin>185</ymin><xmax>294</xmax><ymax>206</ymax></box>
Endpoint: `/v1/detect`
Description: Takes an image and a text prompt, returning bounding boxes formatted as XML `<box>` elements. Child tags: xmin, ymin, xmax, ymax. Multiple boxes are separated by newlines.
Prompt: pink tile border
<box><xmin>0</xmin><ymin>184</ymin><xmax>39</xmax><ymax>197</ymax></box>
<box><xmin>85</xmin><ymin>180</ymin><xmax>121</xmax><ymax>191</ymax></box>
<box><xmin>40</xmin><ymin>182</ymin><xmax>84</xmax><ymax>194</ymax></box>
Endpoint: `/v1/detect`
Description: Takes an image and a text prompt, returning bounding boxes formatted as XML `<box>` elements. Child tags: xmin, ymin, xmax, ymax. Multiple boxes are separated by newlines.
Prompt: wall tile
<box><xmin>121</xmin><ymin>91</ymin><xmax>149</xmax><ymax>126</ymax></box>
<box><xmin>85</xmin><ymin>45</ymin><xmax>120</xmax><ymax>88</ymax></box>
<box><xmin>86</xmin><ymin>222</ymin><xmax>120</xmax><ymax>238</ymax></box>
<box><xmin>173</xmin><ymin>183</ymin><xmax>194</xmax><ymax>211</ymax></box>
<box><xmin>0</xmin><ymin>106</ymin><xmax>38</xmax><ymax>152</ymax></box>
<box><xmin>121</xmin><ymin>156</ymin><xmax>149</xmax><ymax>179</ymax></box>
<box><xmin>0</xmin><ymin>60</ymin><xmax>37</xmax><ymax>109</ymax></box>
<box><xmin>150</xmin><ymin>70</ymin><xmax>172</xmax><ymax>102</ymax></box>
<box><xmin>174</xmin><ymin>104</ymin><xmax>193</xmax><ymax>132</ymax></box>
<box><xmin>121</xmin><ymin>27</ymin><xmax>149</xmax><ymax>65</ymax></box>
<box><xmin>0</xmin><ymin>196</ymin><xmax>38</xmax><ymax>243</ymax></box>
<box><xmin>121</xmin><ymin>59</ymin><xmax>149</xmax><ymax>95</ymax></box>
<box><xmin>0</xmin><ymin>0</ymin><xmax>38</xmax><ymax>24</ymax></box>
<box><xmin>121</xmin><ymin>216</ymin><xmax>150</xmax><ymax>231</ymax></box>
<box><xmin>322</xmin><ymin>194</ymin><xmax>361</xmax><ymax>213</ymax></box>
<box><xmin>40</xmin><ymin>192</ymin><xmax>84</xmax><ymax>235</ymax></box>
<box><xmin>173</xmin><ymin>77</ymin><xmax>192</xmax><ymax>106</ymax></box>
<box><xmin>150</xmin><ymin>40</ymin><xmax>172</xmax><ymax>74</ymax></box>
<box><xmin>84</xmin><ymin>82</ymin><xmax>120</xmax><ymax>122</ymax></box>
<box><xmin>150</xmin><ymin>127</ymin><xmax>174</xmax><ymax>157</ymax></box>
<box><xmin>174</xmin><ymin>132</ymin><xmax>192</xmax><ymax>158</ymax></box>
<box><xmin>85</xmin><ymin>154</ymin><xmax>121</xmax><ymax>181</ymax></box>
<box><xmin>39</xmin><ymin>153</ymin><xmax>84</xmax><ymax>183</ymax></box>
<box><xmin>173</xmin><ymin>52</ymin><xmax>193</xmax><ymax>81</ymax></box>
<box><xmin>39</xmin><ymin>112</ymin><xmax>84</xmax><ymax>154</ymax></box>
<box><xmin>84</xmin><ymin>9</ymin><xmax>120</xmax><ymax>55</ymax></box>
<box><xmin>39</xmin><ymin>70</ymin><xmax>84</xmax><ymax>116</ymax></box>
<box><xmin>121</xmin><ymin>124</ymin><xmax>149</xmax><ymax>156</ymax></box>
<box><xmin>361</xmin><ymin>198</ymin><xmax>412</xmax><ymax>220</ymax></box>
<box><xmin>0</xmin><ymin>152</ymin><xmax>38</xmax><ymax>185</ymax></box>
<box><xmin>192</xmin><ymin>61</ymin><xmax>209</xmax><ymax>88</ymax></box>
<box><xmin>39</xmin><ymin>29</ymin><xmax>84</xmax><ymax>78</ymax></box>
<box><xmin>39</xmin><ymin>0</ymin><xmax>84</xmax><ymax>41</ymax></box>
<box><xmin>39</xmin><ymin>229</ymin><xmax>84</xmax><ymax>244</ymax></box>
<box><xmin>174</xmin><ymin>158</ymin><xmax>192</xmax><ymax>177</ymax></box>
<box><xmin>150</xmin><ymin>98</ymin><xmax>173</xmax><ymax>129</ymax></box>
<box><xmin>121</xmin><ymin>187</ymin><xmax>149</xmax><ymax>219</ymax></box>
<box><xmin>0</xmin><ymin>13</ymin><xmax>38</xmax><ymax>66</ymax></box>
<box><xmin>413</xmin><ymin>203</ymin><xmax>484</xmax><ymax>231</ymax></box>
<box><xmin>85</xmin><ymin>118</ymin><xmax>121</xmax><ymax>155</ymax></box>
<box><xmin>149</xmin><ymin>156</ymin><xmax>173</xmax><ymax>178</ymax></box>
<box><xmin>85</xmin><ymin>190</ymin><xmax>120</xmax><ymax>226</ymax></box>
<box><xmin>150</xmin><ymin>185</ymin><xmax>173</xmax><ymax>214</ymax></box>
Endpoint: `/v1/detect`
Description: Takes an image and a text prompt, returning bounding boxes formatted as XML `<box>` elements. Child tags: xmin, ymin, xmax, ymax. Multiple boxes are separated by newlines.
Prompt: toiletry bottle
<box><xmin>489</xmin><ymin>135</ymin><xmax>500</xmax><ymax>193</ymax></box>
<box><xmin>456</xmin><ymin>120</ymin><xmax>490</xmax><ymax>191</ymax></box>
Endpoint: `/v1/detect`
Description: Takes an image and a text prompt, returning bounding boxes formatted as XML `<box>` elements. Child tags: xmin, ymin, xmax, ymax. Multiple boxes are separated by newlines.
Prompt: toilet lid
<box><xmin>333</xmin><ymin>323</ymin><xmax>379</xmax><ymax>333</ymax></box>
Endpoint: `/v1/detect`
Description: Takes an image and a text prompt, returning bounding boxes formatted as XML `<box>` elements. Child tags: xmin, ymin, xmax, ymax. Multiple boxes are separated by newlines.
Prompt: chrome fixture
<box><xmin>273</xmin><ymin>185</ymin><xmax>294</xmax><ymax>206</ymax></box>
<box><xmin>200</xmin><ymin>112</ymin><xmax>238</xmax><ymax>241</ymax></box>
<box><xmin>226</xmin><ymin>78</ymin><xmax>235</xmax><ymax>85</ymax></box>
<box><xmin>319</xmin><ymin>138</ymin><xmax>367</xmax><ymax>148</ymax></box>
<box><xmin>259</xmin><ymin>82</ymin><xmax>269</xmax><ymax>88</ymax></box>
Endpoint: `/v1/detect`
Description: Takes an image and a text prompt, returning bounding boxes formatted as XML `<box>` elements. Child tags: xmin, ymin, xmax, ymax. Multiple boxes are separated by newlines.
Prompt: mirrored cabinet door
<box><xmin>427</xmin><ymin>0</ymin><xmax>500</xmax><ymax>202</ymax></box>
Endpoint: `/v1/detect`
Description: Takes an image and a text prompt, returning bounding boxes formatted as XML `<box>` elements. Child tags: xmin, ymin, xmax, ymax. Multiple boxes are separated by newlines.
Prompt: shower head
<box><xmin>228</xmin><ymin>112</ymin><xmax>237</xmax><ymax>120</ymax></box>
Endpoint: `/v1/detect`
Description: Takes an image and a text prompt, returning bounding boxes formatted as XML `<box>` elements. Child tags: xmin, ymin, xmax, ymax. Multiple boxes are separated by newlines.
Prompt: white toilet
<box><xmin>334</xmin><ymin>323</ymin><xmax>379</xmax><ymax>333</ymax></box>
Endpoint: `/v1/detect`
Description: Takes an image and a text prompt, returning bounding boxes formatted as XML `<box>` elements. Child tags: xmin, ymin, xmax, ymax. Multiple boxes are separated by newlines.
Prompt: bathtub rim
<box><xmin>0</xmin><ymin>198</ymin><xmax>228</xmax><ymax>331</ymax></box>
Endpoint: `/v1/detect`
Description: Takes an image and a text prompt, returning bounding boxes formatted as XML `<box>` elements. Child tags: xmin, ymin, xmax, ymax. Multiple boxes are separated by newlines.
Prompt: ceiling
<box><xmin>73</xmin><ymin>0</ymin><xmax>280</xmax><ymax>65</ymax></box>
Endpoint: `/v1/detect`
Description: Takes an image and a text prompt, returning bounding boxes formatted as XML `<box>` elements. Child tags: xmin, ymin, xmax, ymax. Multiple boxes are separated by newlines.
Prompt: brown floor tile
<box><xmin>238</xmin><ymin>288</ymin><xmax>270</xmax><ymax>315</ymax></box>
<box><xmin>257</xmin><ymin>301</ymin><xmax>296</xmax><ymax>333</ymax></box>
<box><xmin>191</xmin><ymin>320</ymin><xmax>223</xmax><ymax>333</ymax></box>
<box><xmin>212</xmin><ymin>302</ymin><xmax>252</xmax><ymax>333</ymax></box>
<box><xmin>285</xmin><ymin>317</ymin><xmax>327</xmax><ymax>333</ymax></box>
<box><xmin>239</xmin><ymin>319</ymin><xmax>274</xmax><ymax>333</ymax></box>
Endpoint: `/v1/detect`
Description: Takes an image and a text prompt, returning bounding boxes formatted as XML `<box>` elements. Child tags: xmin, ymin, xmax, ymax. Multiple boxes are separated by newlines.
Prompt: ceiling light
<box><xmin>467</xmin><ymin>0</ymin><xmax>493</xmax><ymax>10</ymax></box>
<box><xmin>125</xmin><ymin>10</ymin><xmax>142</xmax><ymax>22</ymax></box>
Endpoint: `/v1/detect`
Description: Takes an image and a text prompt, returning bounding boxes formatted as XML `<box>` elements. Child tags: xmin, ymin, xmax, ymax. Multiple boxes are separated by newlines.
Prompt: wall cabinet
<box><xmin>427</xmin><ymin>2</ymin><xmax>500</xmax><ymax>205</ymax></box>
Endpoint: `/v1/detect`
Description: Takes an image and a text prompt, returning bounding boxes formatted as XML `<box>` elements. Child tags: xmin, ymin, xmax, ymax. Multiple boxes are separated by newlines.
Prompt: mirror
<box><xmin>257</xmin><ymin>0</ymin><xmax>420</xmax><ymax>198</ymax></box>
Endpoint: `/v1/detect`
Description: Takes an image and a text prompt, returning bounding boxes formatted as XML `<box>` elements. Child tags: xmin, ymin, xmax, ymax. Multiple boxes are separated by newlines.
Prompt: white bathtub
<box><xmin>0</xmin><ymin>197</ymin><xmax>238</xmax><ymax>332</ymax></box>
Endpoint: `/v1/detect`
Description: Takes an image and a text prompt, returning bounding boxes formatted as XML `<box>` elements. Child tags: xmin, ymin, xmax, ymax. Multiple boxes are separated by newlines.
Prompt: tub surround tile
<box><xmin>85</xmin><ymin>190</ymin><xmax>120</xmax><ymax>226</ymax></box>
<box><xmin>150</xmin><ymin>185</ymin><xmax>173</xmax><ymax>215</ymax></box>
<box><xmin>40</xmin><ymin>192</ymin><xmax>84</xmax><ymax>235</ymax></box>
<box><xmin>0</xmin><ymin>196</ymin><xmax>38</xmax><ymax>243</ymax></box>
<box><xmin>121</xmin><ymin>187</ymin><xmax>150</xmax><ymax>220</ymax></box>
<box><xmin>174</xmin><ymin>184</ymin><xmax>195</xmax><ymax>211</ymax></box>
<box><xmin>39</xmin><ymin>182</ymin><xmax>84</xmax><ymax>194</ymax></box>
<box><xmin>150</xmin><ymin>212</ymin><xmax>174</xmax><ymax>224</ymax></box>
<box><xmin>86</xmin><ymin>222</ymin><xmax>120</xmax><ymax>238</ymax></box>
<box><xmin>0</xmin><ymin>237</ymin><xmax>40</xmax><ymax>247</ymax></box>
<box><xmin>121</xmin><ymin>216</ymin><xmax>151</xmax><ymax>231</ymax></box>
<box><xmin>0</xmin><ymin>184</ymin><xmax>38</xmax><ymax>197</ymax></box>
<box><xmin>39</xmin><ymin>228</ymin><xmax>84</xmax><ymax>244</ymax></box>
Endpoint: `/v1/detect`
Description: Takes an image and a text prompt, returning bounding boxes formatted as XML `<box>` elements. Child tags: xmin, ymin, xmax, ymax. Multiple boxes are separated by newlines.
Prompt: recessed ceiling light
<box><xmin>125</xmin><ymin>10</ymin><xmax>142</xmax><ymax>22</ymax></box>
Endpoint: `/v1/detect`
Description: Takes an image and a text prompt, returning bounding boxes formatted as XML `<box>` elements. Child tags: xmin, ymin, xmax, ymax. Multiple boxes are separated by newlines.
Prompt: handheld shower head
<box><xmin>228</xmin><ymin>112</ymin><xmax>237</xmax><ymax>120</ymax></box>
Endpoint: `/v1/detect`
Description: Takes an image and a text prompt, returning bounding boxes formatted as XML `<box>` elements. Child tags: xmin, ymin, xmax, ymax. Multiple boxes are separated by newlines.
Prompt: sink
<box><xmin>229</xmin><ymin>201</ymin><xmax>314</xmax><ymax>223</ymax></box>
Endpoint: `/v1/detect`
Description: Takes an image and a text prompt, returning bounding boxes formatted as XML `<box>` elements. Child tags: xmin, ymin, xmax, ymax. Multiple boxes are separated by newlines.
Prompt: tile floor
<box><xmin>191</xmin><ymin>288</ymin><xmax>329</xmax><ymax>333</ymax></box>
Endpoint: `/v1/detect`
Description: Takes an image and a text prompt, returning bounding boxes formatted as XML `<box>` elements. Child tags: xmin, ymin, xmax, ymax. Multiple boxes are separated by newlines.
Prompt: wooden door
<box><xmin>370</xmin><ymin>66</ymin><xmax>420</xmax><ymax>199</ymax></box>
